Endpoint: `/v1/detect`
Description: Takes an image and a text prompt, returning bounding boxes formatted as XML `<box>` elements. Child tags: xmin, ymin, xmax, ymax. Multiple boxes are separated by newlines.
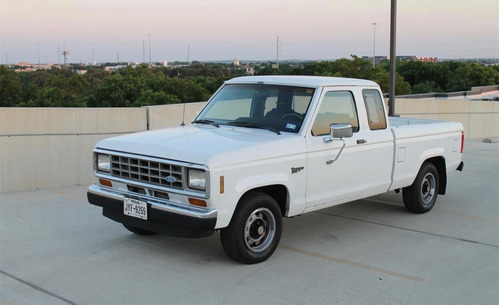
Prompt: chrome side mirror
<box><xmin>330</xmin><ymin>123</ymin><xmax>353</xmax><ymax>139</ymax></box>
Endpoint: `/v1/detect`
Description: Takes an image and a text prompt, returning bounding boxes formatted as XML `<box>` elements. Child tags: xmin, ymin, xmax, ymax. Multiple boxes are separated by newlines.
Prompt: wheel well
<box><xmin>425</xmin><ymin>157</ymin><xmax>447</xmax><ymax>195</ymax></box>
<box><xmin>242</xmin><ymin>185</ymin><xmax>288</xmax><ymax>216</ymax></box>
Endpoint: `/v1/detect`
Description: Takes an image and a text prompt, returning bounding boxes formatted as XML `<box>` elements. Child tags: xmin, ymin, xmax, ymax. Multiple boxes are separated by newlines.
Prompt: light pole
<box><xmin>372</xmin><ymin>22</ymin><xmax>377</xmax><ymax>68</ymax></box>
<box><xmin>389</xmin><ymin>0</ymin><xmax>397</xmax><ymax>116</ymax></box>
<box><xmin>148</xmin><ymin>33</ymin><xmax>152</xmax><ymax>66</ymax></box>
<box><xmin>276</xmin><ymin>36</ymin><xmax>280</xmax><ymax>70</ymax></box>
<box><xmin>37</xmin><ymin>42</ymin><xmax>41</xmax><ymax>66</ymax></box>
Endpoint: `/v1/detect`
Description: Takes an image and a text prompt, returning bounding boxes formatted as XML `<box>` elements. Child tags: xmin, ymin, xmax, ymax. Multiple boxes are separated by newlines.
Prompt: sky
<box><xmin>1</xmin><ymin>0</ymin><xmax>499</xmax><ymax>64</ymax></box>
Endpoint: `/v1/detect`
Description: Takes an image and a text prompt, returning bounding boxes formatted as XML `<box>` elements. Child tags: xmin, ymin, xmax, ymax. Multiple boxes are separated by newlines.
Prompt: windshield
<box><xmin>195</xmin><ymin>84</ymin><xmax>315</xmax><ymax>134</ymax></box>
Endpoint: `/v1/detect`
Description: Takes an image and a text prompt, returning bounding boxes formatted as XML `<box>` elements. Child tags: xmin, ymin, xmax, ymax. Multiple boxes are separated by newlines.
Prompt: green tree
<box><xmin>36</xmin><ymin>86</ymin><xmax>65</xmax><ymax>107</ymax></box>
<box><xmin>84</xmin><ymin>68</ymin><xmax>111</xmax><ymax>87</ymax></box>
<box><xmin>371</xmin><ymin>69</ymin><xmax>411</xmax><ymax>95</ymax></box>
<box><xmin>192</xmin><ymin>76</ymin><xmax>225</xmax><ymax>94</ymax></box>
<box><xmin>91</xmin><ymin>72</ymin><xmax>146</xmax><ymax>107</ymax></box>
<box><xmin>91</xmin><ymin>74</ymin><xmax>127</xmax><ymax>107</ymax></box>
<box><xmin>133</xmin><ymin>89</ymin><xmax>180</xmax><ymax>106</ymax></box>
<box><xmin>411</xmin><ymin>81</ymin><xmax>440</xmax><ymax>94</ymax></box>
<box><xmin>23</xmin><ymin>83</ymin><xmax>41</xmax><ymax>103</ymax></box>
<box><xmin>0</xmin><ymin>66</ymin><xmax>22</xmax><ymax>106</ymax></box>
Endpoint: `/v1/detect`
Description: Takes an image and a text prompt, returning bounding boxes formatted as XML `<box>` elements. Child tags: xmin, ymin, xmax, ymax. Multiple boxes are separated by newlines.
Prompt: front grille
<box><xmin>110</xmin><ymin>155</ymin><xmax>184</xmax><ymax>189</ymax></box>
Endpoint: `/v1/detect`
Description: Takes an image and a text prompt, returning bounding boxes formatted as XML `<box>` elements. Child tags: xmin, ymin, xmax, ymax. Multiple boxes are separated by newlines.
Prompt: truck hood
<box><xmin>95</xmin><ymin>125</ymin><xmax>306</xmax><ymax>168</ymax></box>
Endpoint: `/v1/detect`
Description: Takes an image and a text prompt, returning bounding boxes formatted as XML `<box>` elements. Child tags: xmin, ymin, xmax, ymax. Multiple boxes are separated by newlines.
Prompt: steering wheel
<box><xmin>281</xmin><ymin>113</ymin><xmax>303</xmax><ymax>121</ymax></box>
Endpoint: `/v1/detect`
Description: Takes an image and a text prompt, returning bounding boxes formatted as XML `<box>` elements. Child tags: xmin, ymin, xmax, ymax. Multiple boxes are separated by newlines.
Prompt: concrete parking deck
<box><xmin>0</xmin><ymin>140</ymin><xmax>498</xmax><ymax>305</ymax></box>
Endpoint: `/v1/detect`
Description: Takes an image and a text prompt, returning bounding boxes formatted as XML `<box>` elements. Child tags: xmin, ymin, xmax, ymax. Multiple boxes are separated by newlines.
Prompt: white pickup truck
<box><xmin>88</xmin><ymin>75</ymin><xmax>464</xmax><ymax>263</ymax></box>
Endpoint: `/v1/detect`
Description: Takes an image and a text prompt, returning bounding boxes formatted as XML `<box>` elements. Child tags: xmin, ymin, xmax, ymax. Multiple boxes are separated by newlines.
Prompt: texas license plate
<box><xmin>124</xmin><ymin>198</ymin><xmax>148</xmax><ymax>220</ymax></box>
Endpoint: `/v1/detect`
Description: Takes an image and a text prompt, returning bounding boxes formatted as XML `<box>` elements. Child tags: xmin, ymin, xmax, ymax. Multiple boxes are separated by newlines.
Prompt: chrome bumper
<box><xmin>87</xmin><ymin>184</ymin><xmax>217</xmax><ymax>238</ymax></box>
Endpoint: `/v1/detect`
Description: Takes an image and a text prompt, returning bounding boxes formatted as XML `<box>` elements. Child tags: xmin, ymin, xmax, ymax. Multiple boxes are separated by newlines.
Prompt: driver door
<box><xmin>305</xmin><ymin>88</ymin><xmax>393</xmax><ymax>211</ymax></box>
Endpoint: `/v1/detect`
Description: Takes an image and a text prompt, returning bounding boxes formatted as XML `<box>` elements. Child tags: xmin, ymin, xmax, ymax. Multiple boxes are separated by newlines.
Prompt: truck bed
<box><xmin>388</xmin><ymin>116</ymin><xmax>464</xmax><ymax>191</ymax></box>
<box><xmin>389</xmin><ymin>116</ymin><xmax>448</xmax><ymax>127</ymax></box>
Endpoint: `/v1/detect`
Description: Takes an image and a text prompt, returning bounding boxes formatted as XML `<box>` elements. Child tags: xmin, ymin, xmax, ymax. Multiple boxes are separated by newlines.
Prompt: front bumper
<box><xmin>87</xmin><ymin>184</ymin><xmax>217</xmax><ymax>238</ymax></box>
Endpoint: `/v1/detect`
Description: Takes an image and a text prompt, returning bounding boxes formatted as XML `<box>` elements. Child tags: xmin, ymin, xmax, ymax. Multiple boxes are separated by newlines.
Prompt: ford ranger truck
<box><xmin>88</xmin><ymin>75</ymin><xmax>464</xmax><ymax>264</ymax></box>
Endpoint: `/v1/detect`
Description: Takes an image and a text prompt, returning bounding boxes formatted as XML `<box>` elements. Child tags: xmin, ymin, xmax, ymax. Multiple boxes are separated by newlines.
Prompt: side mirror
<box><xmin>330</xmin><ymin>123</ymin><xmax>353</xmax><ymax>139</ymax></box>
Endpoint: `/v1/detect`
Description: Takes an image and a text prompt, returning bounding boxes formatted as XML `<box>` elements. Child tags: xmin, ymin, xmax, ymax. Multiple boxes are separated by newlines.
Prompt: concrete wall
<box><xmin>394</xmin><ymin>99</ymin><xmax>499</xmax><ymax>139</ymax></box>
<box><xmin>0</xmin><ymin>99</ymin><xmax>497</xmax><ymax>192</ymax></box>
<box><xmin>0</xmin><ymin>108</ymin><xmax>148</xmax><ymax>192</ymax></box>
<box><xmin>145</xmin><ymin>102</ymin><xmax>205</xmax><ymax>130</ymax></box>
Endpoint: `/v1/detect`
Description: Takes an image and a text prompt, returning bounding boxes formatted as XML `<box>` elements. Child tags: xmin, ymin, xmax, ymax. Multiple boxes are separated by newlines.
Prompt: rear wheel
<box><xmin>220</xmin><ymin>192</ymin><xmax>283</xmax><ymax>264</ymax></box>
<box><xmin>403</xmin><ymin>162</ymin><xmax>439</xmax><ymax>214</ymax></box>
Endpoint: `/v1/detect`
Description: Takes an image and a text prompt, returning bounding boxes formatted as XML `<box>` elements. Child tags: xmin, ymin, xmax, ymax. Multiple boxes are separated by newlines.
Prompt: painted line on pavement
<box><xmin>279</xmin><ymin>244</ymin><xmax>425</xmax><ymax>283</ymax></box>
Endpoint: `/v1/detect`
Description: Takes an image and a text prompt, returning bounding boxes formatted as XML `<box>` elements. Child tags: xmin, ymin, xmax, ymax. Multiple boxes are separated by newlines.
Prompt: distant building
<box><xmin>245</xmin><ymin>65</ymin><xmax>255</xmax><ymax>75</ymax></box>
<box><xmin>418</xmin><ymin>57</ymin><xmax>438</xmax><ymax>63</ymax></box>
<box><xmin>36</xmin><ymin>64</ymin><xmax>52</xmax><ymax>70</ymax></box>
<box><xmin>104</xmin><ymin>65</ymin><xmax>127</xmax><ymax>71</ymax></box>
<box><xmin>17</xmin><ymin>62</ymin><xmax>31</xmax><ymax>67</ymax></box>
<box><xmin>363</xmin><ymin>55</ymin><xmax>439</xmax><ymax>65</ymax></box>
<box><xmin>233</xmin><ymin>59</ymin><xmax>240</xmax><ymax>66</ymax></box>
<box><xmin>362</xmin><ymin>56</ymin><xmax>389</xmax><ymax>65</ymax></box>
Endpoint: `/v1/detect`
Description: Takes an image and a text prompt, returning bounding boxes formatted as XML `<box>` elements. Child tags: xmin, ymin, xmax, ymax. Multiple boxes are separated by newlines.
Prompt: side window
<box><xmin>363</xmin><ymin>89</ymin><xmax>387</xmax><ymax>130</ymax></box>
<box><xmin>311</xmin><ymin>91</ymin><xmax>359</xmax><ymax>136</ymax></box>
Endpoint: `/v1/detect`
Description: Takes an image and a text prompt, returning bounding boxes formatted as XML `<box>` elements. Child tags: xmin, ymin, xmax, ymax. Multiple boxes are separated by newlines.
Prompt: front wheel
<box><xmin>220</xmin><ymin>192</ymin><xmax>283</xmax><ymax>264</ymax></box>
<box><xmin>403</xmin><ymin>162</ymin><xmax>439</xmax><ymax>214</ymax></box>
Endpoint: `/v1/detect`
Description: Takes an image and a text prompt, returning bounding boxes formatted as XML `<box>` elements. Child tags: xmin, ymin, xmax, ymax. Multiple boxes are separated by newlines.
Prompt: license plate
<box><xmin>124</xmin><ymin>198</ymin><xmax>148</xmax><ymax>220</ymax></box>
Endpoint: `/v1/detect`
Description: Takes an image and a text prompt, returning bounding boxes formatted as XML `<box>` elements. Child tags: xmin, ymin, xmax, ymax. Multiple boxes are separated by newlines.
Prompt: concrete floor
<box><xmin>0</xmin><ymin>140</ymin><xmax>498</xmax><ymax>305</ymax></box>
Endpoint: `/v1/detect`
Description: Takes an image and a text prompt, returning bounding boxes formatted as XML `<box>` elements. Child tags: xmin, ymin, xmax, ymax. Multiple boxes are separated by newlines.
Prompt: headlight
<box><xmin>188</xmin><ymin>169</ymin><xmax>206</xmax><ymax>190</ymax></box>
<box><xmin>97</xmin><ymin>154</ymin><xmax>111</xmax><ymax>172</ymax></box>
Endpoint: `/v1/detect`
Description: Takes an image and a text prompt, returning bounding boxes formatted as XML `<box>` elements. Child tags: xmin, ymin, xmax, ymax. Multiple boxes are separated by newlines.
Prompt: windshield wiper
<box><xmin>227</xmin><ymin>121</ymin><xmax>281</xmax><ymax>135</ymax></box>
<box><xmin>192</xmin><ymin>119</ymin><xmax>220</xmax><ymax>127</ymax></box>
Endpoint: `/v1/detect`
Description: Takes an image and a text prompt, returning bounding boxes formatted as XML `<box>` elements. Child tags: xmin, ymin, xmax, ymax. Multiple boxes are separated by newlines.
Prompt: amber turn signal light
<box><xmin>188</xmin><ymin>198</ymin><xmax>207</xmax><ymax>207</ymax></box>
<box><xmin>99</xmin><ymin>179</ymin><xmax>112</xmax><ymax>187</ymax></box>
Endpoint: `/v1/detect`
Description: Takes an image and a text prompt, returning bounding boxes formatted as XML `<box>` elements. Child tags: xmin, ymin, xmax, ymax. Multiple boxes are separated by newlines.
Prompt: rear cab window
<box><xmin>362</xmin><ymin>89</ymin><xmax>387</xmax><ymax>130</ymax></box>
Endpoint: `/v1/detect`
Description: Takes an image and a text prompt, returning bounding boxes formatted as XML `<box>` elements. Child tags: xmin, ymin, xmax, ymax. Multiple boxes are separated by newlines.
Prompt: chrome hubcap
<box><xmin>420</xmin><ymin>173</ymin><xmax>436</xmax><ymax>205</ymax></box>
<box><xmin>244</xmin><ymin>208</ymin><xmax>276</xmax><ymax>253</ymax></box>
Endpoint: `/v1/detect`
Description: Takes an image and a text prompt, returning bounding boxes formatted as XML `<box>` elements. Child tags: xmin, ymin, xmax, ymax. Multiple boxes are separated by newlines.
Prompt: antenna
<box><xmin>180</xmin><ymin>103</ymin><xmax>186</xmax><ymax>126</ymax></box>
<box><xmin>62</xmin><ymin>50</ymin><xmax>69</xmax><ymax>65</ymax></box>
<box><xmin>276</xmin><ymin>36</ymin><xmax>280</xmax><ymax>70</ymax></box>
<box><xmin>37</xmin><ymin>42</ymin><xmax>41</xmax><ymax>65</ymax></box>
<box><xmin>62</xmin><ymin>45</ymin><xmax>69</xmax><ymax>65</ymax></box>
<box><xmin>142</xmin><ymin>40</ymin><xmax>145</xmax><ymax>63</ymax></box>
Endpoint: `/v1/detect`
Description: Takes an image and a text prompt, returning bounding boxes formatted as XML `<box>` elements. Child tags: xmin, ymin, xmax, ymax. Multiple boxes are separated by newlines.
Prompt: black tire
<box><xmin>123</xmin><ymin>224</ymin><xmax>157</xmax><ymax>236</ymax></box>
<box><xmin>220</xmin><ymin>192</ymin><xmax>283</xmax><ymax>264</ymax></box>
<box><xmin>403</xmin><ymin>162</ymin><xmax>439</xmax><ymax>214</ymax></box>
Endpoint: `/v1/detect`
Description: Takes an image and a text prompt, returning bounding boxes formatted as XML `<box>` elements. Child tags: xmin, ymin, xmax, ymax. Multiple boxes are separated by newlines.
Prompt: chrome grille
<box><xmin>110</xmin><ymin>155</ymin><xmax>184</xmax><ymax>189</ymax></box>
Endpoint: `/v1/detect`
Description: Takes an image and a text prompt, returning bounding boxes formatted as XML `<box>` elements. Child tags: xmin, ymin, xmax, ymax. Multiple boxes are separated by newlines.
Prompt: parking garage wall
<box><xmin>0</xmin><ymin>100</ymin><xmax>497</xmax><ymax>192</ymax></box>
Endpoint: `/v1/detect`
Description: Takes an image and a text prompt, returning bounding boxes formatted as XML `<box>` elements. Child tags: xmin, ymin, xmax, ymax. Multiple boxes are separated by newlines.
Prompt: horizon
<box><xmin>6</xmin><ymin>56</ymin><xmax>500</xmax><ymax>67</ymax></box>
<box><xmin>1</xmin><ymin>0</ymin><xmax>499</xmax><ymax>64</ymax></box>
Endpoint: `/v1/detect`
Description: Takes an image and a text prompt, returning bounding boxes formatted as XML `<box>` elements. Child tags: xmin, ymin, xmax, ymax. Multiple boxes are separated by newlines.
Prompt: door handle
<box><xmin>357</xmin><ymin>139</ymin><xmax>367</xmax><ymax>144</ymax></box>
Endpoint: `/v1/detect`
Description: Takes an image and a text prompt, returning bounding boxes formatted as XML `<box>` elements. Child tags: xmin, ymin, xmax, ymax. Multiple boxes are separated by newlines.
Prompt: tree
<box><xmin>411</xmin><ymin>81</ymin><xmax>440</xmax><ymax>94</ymax></box>
<box><xmin>133</xmin><ymin>89</ymin><xmax>180</xmax><ymax>106</ymax></box>
<box><xmin>371</xmin><ymin>69</ymin><xmax>411</xmax><ymax>95</ymax></box>
<box><xmin>91</xmin><ymin>74</ymin><xmax>128</xmax><ymax>107</ymax></box>
<box><xmin>0</xmin><ymin>66</ymin><xmax>22</xmax><ymax>106</ymax></box>
<box><xmin>84</xmin><ymin>68</ymin><xmax>111</xmax><ymax>87</ymax></box>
